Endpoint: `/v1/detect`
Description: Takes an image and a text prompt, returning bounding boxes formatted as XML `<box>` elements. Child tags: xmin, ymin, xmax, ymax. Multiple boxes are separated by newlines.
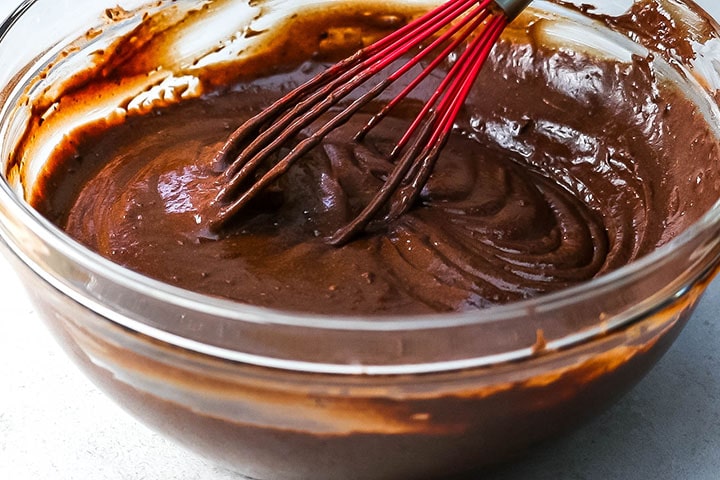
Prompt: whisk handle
<box><xmin>493</xmin><ymin>0</ymin><xmax>533</xmax><ymax>20</ymax></box>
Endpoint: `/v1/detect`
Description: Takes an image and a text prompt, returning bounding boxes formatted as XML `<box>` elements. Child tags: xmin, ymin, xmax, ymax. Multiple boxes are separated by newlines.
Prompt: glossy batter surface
<box><xmin>32</xmin><ymin>12</ymin><xmax>720</xmax><ymax>315</ymax></box>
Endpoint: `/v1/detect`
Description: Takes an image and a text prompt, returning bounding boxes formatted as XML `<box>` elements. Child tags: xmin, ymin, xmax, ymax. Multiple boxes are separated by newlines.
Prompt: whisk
<box><xmin>210</xmin><ymin>0</ymin><xmax>533</xmax><ymax>245</ymax></box>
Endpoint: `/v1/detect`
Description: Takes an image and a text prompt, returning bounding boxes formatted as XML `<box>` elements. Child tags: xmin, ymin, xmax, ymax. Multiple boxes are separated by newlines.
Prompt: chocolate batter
<box><xmin>29</xmin><ymin>2</ymin><xmax>720</xmax><ymax>315</ymax></box>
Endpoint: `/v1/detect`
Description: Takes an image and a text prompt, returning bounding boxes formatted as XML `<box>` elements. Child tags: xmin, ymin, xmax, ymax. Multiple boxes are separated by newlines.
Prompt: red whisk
<box><xmin>210</xmin><ymin>0</ymin><xmax>533</xmax><ymax>244</ymax></box>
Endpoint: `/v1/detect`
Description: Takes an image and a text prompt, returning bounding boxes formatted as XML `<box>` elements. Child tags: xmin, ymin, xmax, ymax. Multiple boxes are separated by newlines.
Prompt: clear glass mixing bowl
<box><xmin>1</xmin><ymin>0</ymin><xmax>720</xmax><ymax>478</ymax></box>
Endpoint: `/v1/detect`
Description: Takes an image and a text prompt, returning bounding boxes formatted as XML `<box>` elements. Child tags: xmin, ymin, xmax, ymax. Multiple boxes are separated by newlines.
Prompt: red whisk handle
<box><xmin>493</xmin><ymin>0</ymin><xmax>533</xmax><ymax>19</ymax></box>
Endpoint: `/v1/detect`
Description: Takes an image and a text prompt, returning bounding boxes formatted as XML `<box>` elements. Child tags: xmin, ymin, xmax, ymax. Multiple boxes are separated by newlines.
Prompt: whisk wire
<box><xmin>358</xmin><ymin>3</ymin><xmax>493</xmax><ymax>149</ymax></box>
<box><xmin>216</xmin><ymin>1</ymin><xmax>495</xmax><ymax>217</ymax></box>
<box><xmin>217</xmin><ymin>0</ymin><xmax>485</xmax><ymax>180</ymax></box>
<box><xmin>328</xmin><ymin>14</ymin><xmax>508</xmax><ymax>245</ymax></box>
<box><xmin>389</xmin><ymin>8</ymin><xmax>499</xmax><ymax>157</ymax></box>
<box><xmin>220</xmin><ymin>0</ymin><xmax>489</xmax><ymax>177</ymax></box>
<box><xmin>210</xmin><ymin>0</ymin><xmax>529</xmax><ymax>243</ymax></box>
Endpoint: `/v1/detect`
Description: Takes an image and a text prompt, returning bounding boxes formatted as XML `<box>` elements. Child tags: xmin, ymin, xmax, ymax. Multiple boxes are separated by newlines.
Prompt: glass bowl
<box><xmin>1</xmin><ymin>0</ymin><xmax>720</xmax><ymax>478</ymax></box>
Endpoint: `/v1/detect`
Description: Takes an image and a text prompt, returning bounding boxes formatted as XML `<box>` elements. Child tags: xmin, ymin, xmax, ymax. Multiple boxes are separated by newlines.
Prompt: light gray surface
<box><xmin>1</xmin><ymin>1</ymin><xmax>719</xmax><ymax>479</ymax></box>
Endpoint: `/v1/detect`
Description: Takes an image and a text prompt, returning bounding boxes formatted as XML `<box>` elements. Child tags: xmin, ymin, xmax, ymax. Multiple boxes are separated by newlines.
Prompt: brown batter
<box><xmin>29</xmin><ymin>2</ymin><xmax>720</xmax><ymax>315</ymax></box>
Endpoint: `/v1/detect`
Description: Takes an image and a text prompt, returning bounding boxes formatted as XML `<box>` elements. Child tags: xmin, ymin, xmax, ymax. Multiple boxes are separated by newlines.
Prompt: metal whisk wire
<box><xmin>210</xmin><ymin>0</ymin><xmax>531</xmax><ymax>245</ymax></box>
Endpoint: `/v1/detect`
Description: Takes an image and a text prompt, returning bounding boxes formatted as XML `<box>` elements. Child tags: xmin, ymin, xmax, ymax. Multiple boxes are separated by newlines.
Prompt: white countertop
<box><xmin>1</xmin><ymin>1</ymin><xmax>719</xmax><ymax>479</ymax></box>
